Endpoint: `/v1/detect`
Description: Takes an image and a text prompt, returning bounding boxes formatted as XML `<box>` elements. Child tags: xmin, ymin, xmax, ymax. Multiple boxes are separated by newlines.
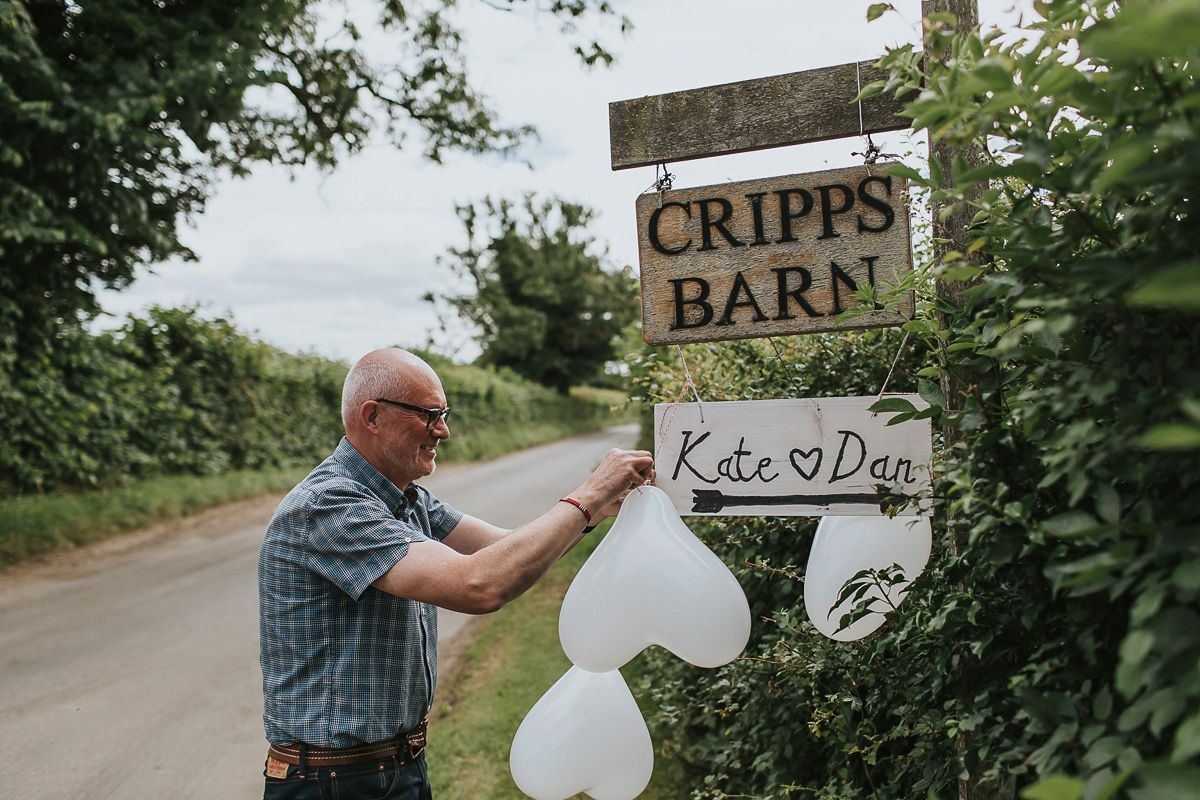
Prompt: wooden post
<box><xmin>925</xmin><ymin>0</ymin><xmax>987</xmax><ymax>437</ymax></box>
<box><xmin>922</xmin><ymin>7</ymin><xmax>993</xmax><ymax>800</ymax></box>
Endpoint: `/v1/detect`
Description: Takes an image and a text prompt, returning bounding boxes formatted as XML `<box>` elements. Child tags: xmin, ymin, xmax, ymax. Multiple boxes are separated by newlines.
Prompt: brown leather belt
<box><xmin>268</xmin><ymin>719</ymin><xmax>427</xmax><ymax>767</ymax></box>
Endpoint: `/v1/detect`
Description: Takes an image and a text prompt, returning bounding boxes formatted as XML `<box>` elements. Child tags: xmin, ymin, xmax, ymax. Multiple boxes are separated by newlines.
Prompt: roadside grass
<box><xmin>429</xmin><ymin>521</ymin><xmax>692</xmax><ymax>800</ymax></box>
<box><xmin>0</xmin><ymin>466</ymin><xmax>310</xmax><ymax>570</ymax></box>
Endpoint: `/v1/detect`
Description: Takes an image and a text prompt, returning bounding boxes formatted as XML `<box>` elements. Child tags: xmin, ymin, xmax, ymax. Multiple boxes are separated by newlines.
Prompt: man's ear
<box><xmin>359</xmin><ymin>400</ymin><xmax>381</xmax><ymax>434</ymax></box>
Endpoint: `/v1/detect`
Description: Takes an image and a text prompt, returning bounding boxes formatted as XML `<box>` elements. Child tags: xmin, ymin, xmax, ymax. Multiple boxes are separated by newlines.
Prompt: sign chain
<box><xmin>851</xmin><ymin>62</ymin><xmax>898</xmax><ymax>167</ymax></box>
<box><xmin>655</xmin><ymin>163</ymin><xmax>675</xmax><ymax>208</ymax></box>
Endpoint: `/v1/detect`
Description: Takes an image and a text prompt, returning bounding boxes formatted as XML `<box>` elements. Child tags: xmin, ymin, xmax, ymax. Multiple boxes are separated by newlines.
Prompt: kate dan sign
<box><xmin>654</xmin><ymin>396</ymin><xmax>931</xmax><ymax>516</ymax></box>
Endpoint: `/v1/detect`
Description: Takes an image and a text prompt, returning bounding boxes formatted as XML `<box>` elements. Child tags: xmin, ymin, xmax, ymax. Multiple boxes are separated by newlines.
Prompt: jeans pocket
<box><xmin>263</xmin><ymin>761</ymin><xmax>307</xmax><ymax>800</ymax></box>
<box><xmin>329</xmin><ymin>758</ymin><xmax>395</xmax><ymax>800</ymax></box>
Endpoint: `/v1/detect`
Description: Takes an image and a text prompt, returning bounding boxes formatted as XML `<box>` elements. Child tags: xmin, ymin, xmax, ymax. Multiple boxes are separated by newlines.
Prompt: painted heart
<box><xmin>510</xmin><ymin>667</ymin><xmax>653</xmax><ymax>800</ymax></box>
<box><xmin>803</xmin><ymin>514</ymin><xmax>932</xmax><ymax>641</ymax></box>
<box><xmin>558</xmin><ymin>485</ymin><xmax>751</xmax><ymax>672</ymax></box>
<box><xmin>789</xmin><ymin>447</ymin><xmax>823</xmax><ymax>480</ymax></box>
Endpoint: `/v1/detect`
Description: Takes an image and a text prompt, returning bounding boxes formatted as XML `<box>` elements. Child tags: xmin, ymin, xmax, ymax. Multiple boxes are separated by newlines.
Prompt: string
<box><xmin>768</xmin><ymin>338</ymin><xmax>805</xmax><ymax>392</ymax></box>
<box><xmin>856</xmin><ymin>61</ymin><xmax>866</xmax><ymax>140</ymax></box>
<box><xmin>678</xmin><ymin>345</ymin><xmax>704</xmax><ymax>422</ymax></box>
<box><xmin>654</xmin><ymin>345</ymin><xmax>706</xmax><ymax>456</ymax></box>
<box><xmin>876</xmin><ymin>331</ymin><xmax>911</xmax><ymax>401</ymax></box>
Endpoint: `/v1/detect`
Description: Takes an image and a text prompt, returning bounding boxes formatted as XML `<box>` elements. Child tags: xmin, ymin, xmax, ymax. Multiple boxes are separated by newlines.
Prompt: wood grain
<box><xmin>609</xmin><ymin>61</ymin><xmax>912</xmax><ymax>170</ymax></box>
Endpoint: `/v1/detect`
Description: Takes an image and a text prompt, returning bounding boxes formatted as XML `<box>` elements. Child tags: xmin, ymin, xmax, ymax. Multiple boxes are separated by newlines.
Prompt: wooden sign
<box><xmin>654</xmin><ymin>396</ymin><xmax>931</xmax><ymax>517</ymax></box>
<box><xmin>609</xmin><ymin>61</ymin><xmax>914</xmax><ymax>171</ymax></box>
<box><xmin>637</xmin><ymin>165</ymin><xmax>914</xmax><ymax>346</ymax></box>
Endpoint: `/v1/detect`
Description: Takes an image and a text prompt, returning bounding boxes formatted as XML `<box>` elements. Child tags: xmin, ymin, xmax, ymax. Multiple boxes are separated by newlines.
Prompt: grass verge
<box><xmin>428</xmin><ymin>521</ymin><xmax>691</xmax><ymax>800</ymax></box>
<box><xmin>0</xmin><ymin>466</ymin><xmax>309</xmax><ymax>570</ymax></box>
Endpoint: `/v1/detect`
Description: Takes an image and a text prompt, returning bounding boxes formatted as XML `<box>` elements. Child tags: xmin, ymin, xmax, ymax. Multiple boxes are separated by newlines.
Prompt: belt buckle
<box><xmin>404</xmin><ymin>720</ymin><xmax>427</xmax><ymax>759</ymax></box>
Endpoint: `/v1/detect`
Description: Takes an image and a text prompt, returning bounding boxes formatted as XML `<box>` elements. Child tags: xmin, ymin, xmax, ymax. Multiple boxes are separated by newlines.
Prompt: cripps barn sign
<box><xmin>635</xmin><ymin>165</ymin><xmax>914</xmax><ymax>346</ymax></box>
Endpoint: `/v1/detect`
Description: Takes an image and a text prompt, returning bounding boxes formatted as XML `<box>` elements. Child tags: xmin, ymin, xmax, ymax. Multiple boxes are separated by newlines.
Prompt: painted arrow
<box><xmin>690</xmin><ymin>489</ymin><xmax>885</xmax><ymax>514</ymax></box>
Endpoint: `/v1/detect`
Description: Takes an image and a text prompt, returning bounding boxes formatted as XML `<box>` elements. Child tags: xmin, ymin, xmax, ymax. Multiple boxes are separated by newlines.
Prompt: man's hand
<box><xmin>374</xmin><ymin>448</ymin><xmax>656</xmax><ymax>614</ymax></box>
<box><xmin>572</xmin><ymin>448</ymin><xmax>655</xmax><ymax>526</ymax></box>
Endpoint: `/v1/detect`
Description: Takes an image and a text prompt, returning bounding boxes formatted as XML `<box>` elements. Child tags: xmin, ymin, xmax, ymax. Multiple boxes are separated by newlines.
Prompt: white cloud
<box><xmin>95</xmin><ymin>0</ymin><xmax>1031</xmax><ymax>364</ymax></box>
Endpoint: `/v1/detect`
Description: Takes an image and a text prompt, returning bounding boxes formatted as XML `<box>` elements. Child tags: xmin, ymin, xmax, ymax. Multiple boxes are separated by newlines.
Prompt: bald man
<box><xmin>258</xmin><ymin>348</ymin><xmax>654</xmax><ymax>800</ymax></box>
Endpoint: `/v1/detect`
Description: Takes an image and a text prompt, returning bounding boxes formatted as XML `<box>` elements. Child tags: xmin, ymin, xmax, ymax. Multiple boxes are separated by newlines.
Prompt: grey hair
<box><xmin>340</xmin><ymin>350</ymin><xmax>415</xmax><ymax>432</ymax></box>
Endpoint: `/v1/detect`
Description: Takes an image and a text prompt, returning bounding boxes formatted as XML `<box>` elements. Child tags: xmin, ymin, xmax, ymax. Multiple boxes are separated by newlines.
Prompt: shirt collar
<box><xmin>331</xmin><ymin>437</ymin><xmax>419</xmax><ymax>514</ymax></box>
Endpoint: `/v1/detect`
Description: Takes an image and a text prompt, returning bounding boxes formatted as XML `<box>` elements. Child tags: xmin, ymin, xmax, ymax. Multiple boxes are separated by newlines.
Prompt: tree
<box><xmin>433</xmin><ymin>194</ymin><xmax>639</xmax><ymax>393</ymax></box>
<box><xmin>0</xmin><ymin>0</ymin><xmax>627</xmax><ymax>373</ymax></box>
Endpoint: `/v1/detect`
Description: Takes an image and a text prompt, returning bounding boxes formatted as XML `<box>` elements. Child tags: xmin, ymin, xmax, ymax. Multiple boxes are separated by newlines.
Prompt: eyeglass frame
<box><xmin>374</xmin><ymin>398</ymin><xmax>451</xmax><ymax>430</ymax></box>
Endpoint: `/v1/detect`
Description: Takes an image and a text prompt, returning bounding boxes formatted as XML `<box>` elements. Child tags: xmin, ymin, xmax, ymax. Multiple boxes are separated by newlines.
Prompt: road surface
<box><xmin>0</xmin><ymin>424</ymin><xmax>639</xmax><ymax>800</ymax></box>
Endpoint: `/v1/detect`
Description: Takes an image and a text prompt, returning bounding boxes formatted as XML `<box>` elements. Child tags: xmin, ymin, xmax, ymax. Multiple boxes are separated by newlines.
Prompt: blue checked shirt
<box><xmin>259</xmin><ymin>438</ymin><xmax>463</xmax><ymax>747</ymax></box>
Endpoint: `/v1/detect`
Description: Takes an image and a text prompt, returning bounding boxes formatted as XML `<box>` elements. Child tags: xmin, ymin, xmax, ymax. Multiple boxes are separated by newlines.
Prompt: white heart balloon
<box><xmin>559</xmin><ymin>485</ymin><xmax>751</xmax><ymax>672</ymax></box>
<box><xmin>803</xmin><ymin>514</ymin><xmax>932</xmax><ymax>641</ymax></box>
<box><xmin>510</xmin><ymin>667</ymin><xmax>653</xmax><ymax>800</ymax></box>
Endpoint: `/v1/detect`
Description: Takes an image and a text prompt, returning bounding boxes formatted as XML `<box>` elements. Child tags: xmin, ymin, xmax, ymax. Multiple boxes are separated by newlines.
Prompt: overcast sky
<box><xmin>95</xmin><ymin>0</ymin><xmax>1030</xmax><ymax>365</ymax></box>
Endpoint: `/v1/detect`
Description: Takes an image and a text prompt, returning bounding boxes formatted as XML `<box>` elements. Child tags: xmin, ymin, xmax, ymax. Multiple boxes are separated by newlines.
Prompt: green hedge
<box><xmin>0</xmin><ymin>307</ymin><xmax>633</xmax><ymax>498</ymax></box>
<box><xmin>629</xmin><ymin>2</ymin><xmax>1200</xmax><ymax>798</ymax></box>
<box><xmin>0</xmin><ymin>306</ymin><xmax>347</xmax><ymax>496</ymax></box>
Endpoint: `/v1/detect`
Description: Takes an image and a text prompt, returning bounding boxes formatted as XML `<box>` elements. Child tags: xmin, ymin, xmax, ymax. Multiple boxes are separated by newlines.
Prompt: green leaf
<box><xmin>1127</xmin><ymin>262</ymin><xmax>1200</xmax><ymax>312</ymax></box>
<box><xmin>1082</xmin><ymin>2</ymin><xmax>1200</xmax><ymax>64</ymax></box>
<box><xmin>1119</xmin><ymin>630</ymin><xmax>1155</xmax><ymax>665</ymax></box>
<box><xmin>1171</xmin><ymin>558</ymin><xmax>1200</xmax><ymax>591</ymax></box>
<box><xmin>867</xmin><ymin>3</ymin><xmax>893</xmax><ymax>22</ymax></box>
<box><xmin>1085</xmin><ymin>736</ymin><xmax>1127</xmax><ymax>769</ymax></box>
<box><xmin>918</xmin><ymin>379</ymin><xmax>946</xmax><ymax>410</ymax></box>
<box><xmin>1043</xmin><ymin>511</ymin><xmax>1103</xmax><ymax>538</ymax></box>
<box><xmin>869</xmin><ymin>397</ymin><xmax>918</xmax><ymax>414</ymax></box>
<box><xmin>1021</xmin><ymin>775</ymin><xmax>1084</xmax><ymax>800</ymax></box>
<box><xmin>879</xmin><ymin>162</ymin><xmax>925</xmax><ymax>183</ymax></box>
<box><xmin>1129</xmin><ymin>764</ymin><xmax>1200</xmax><ymax>800</ymax></box>
<box><xmin>1137</xmin><ymin>424</ymin><xmax>1200</xmax><ymax>451</ymax></box>
<box><xmin>1172</xmin><ymin>712</ymin><xmax>1200</xmax><ymax>761</ymax></box>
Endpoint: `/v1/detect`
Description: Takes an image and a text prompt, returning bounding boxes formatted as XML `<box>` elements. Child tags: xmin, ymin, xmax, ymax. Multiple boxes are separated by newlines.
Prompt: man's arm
<box><xmin>371</xmin><ymin>448</ymin><xmax>653</xmax><ymax>614</ymax></box>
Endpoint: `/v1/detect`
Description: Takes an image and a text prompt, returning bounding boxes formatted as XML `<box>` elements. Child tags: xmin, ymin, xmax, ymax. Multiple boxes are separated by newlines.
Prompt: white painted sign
<box><xmin>653</xmin><ymin>396</ymin><xmax>932</xmax><ymax>516</ymax></box>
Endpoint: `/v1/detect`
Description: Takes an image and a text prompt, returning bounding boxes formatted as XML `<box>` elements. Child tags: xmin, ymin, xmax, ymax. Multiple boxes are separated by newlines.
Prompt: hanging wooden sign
<box><xmin>654</xmin><ymin>396</ymin><xmax>931</xmax><ymax>517</ymax></box>
<box><xmin>636</xmin><ymin>165</ymin><xmax>914</xmax><ymax>347</ymax></box>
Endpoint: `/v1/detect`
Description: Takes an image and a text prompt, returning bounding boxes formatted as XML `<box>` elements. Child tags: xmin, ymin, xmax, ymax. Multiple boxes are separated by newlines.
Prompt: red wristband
<box><xmin>558</xmin><ymin>496</ymin><xmax>592</xmax><ymax>524</ymax></box>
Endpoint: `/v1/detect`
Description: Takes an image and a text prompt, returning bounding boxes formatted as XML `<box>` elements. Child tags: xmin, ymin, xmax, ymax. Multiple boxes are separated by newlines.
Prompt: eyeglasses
<box><xmin>375</xmin><ymin>398</ymin><xmax>451</xmax><ymax>431</ymax></box>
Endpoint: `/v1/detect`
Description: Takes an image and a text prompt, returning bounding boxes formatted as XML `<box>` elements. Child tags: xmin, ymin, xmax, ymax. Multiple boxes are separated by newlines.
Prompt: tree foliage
<box><xmin>0</xmin><ymin>0</ymin><xmax>626</xmax><ymax>382</ymax></box>
<box><xmin>631</xmin><ymin>1</ymin><xmax>1200</xmax><ymax>798</ymax></box>
<box><xmin>434</xmin><ymin>194</ymin><xmax>639</xmax><ymax>393</ymax></box>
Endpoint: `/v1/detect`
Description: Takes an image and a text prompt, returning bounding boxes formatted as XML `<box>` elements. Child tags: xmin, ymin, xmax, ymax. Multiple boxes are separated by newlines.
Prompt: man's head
<box><xmin>342</xmin><ymin>348</ymin><xmax>450</xmax><ymax>489</ymax></box>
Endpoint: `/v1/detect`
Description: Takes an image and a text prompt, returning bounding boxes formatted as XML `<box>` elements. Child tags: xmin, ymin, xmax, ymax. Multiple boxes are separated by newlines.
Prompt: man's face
<box><xmin>376</xmin><ymin>377</ymin><xmax>449</xmax><ymax>487</ymax></box>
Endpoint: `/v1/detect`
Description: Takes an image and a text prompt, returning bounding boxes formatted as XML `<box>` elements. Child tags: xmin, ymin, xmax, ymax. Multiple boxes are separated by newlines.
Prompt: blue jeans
<box><xmin>263</xmin><ymin>753</ymin><xmax>432</xmax><ymax>800</ymax></box>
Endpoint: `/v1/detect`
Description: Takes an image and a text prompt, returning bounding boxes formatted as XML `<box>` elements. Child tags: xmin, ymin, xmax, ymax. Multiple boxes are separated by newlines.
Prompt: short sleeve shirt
<box><xmin>258</xmin><ymin>438</ymin><xmax>463</xmax><ymax>747</ymax></box>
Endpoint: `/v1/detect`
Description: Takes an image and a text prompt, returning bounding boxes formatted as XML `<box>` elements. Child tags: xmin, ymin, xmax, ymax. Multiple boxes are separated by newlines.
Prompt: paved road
<box><xmin>0</xmin><ymin>424</ymin><xmax>639</xmax><ymax>800</ymax></box>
